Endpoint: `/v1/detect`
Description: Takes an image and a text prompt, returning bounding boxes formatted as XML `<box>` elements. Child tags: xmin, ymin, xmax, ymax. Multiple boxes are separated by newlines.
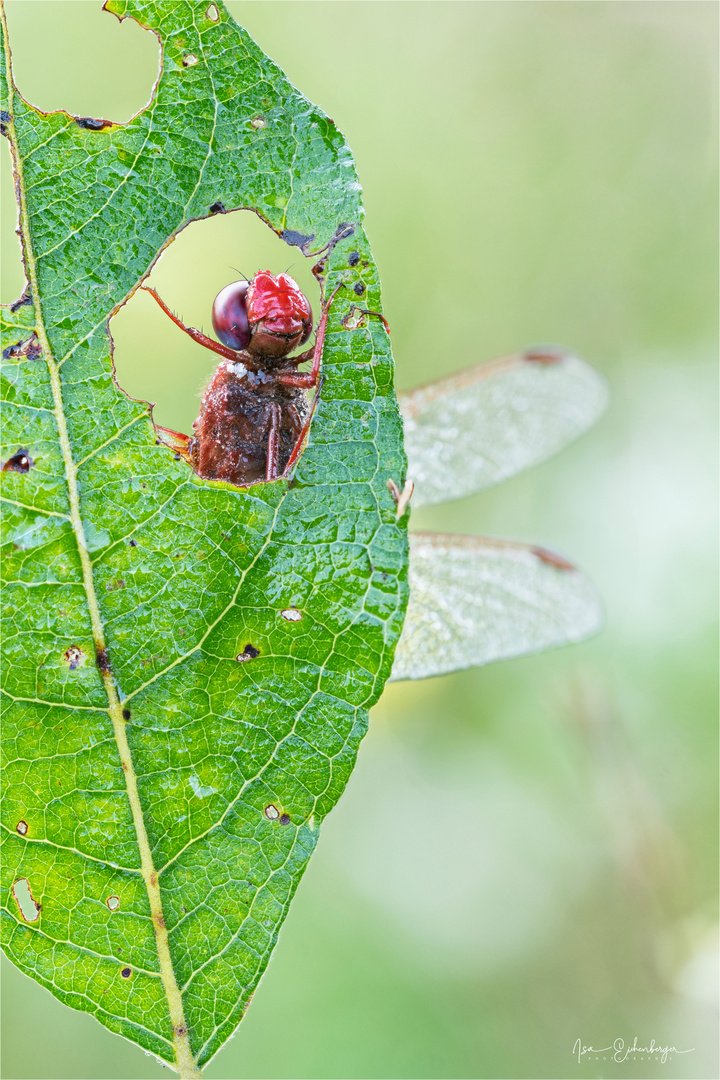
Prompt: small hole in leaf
<box><xmin>16</xmin><ymin>820</ymin><xmax>28</xmax><ymax>836</ymax></box>
<box><xmin>264</xmin><ymin>804</ymin><xmax>280</xmax><ymax>820</ymax></box>
<box><xmin>280</xmin><ymin>608</ymin><xmax>302</xmax><ymax>622</ymax></box>
<box><xmin>63</xmin><ymin>645</ymin><xmax>84</xmax><ymax>670</ymax></box>
<box><xmin>12</xmin><ymin>878</ymin><xmax>40</xmax><ymax>922</ymax></box>
<box><xmin>206</xmin><ymin>4</ymin><xmax>219</xmax><ymax>21</ymax></box>
<box><xmin>182</xmin><ymin>54</ymin><xmax>199</xmax><ymax>68</ymax></box>
<box><xmin>120</xmin><ymin>967</ymin><xmax>132</xmax><ymax>978</ymax></box>
<box><xmin>250</xmin><ymin>116</ymin><xmax>266</xmax><ymax>130</ymax></box>
<box><xmin>106</xmin><ymin>895</ymin><xmax>120</xmax><ymax>911</ymax></box>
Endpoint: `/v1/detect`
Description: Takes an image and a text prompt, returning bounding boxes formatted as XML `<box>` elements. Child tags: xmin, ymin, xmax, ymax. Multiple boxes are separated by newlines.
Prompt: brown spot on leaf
<box><xmin>2</xmin><ymin>449</ymin><xmax>34</xmax><ymax>473</ymax></box>
<box><xmin>96</xmin><ymin>648</ymin><xmax>110</xmax><ymax>674</ymax></box>
<box><xmin>182</xmin><ymin>53</ymin><xmax>199</xmax><ymax>67</ymax></box>
<box><xmin>348</xmin><ymin>251</ymin><xmax>360</xmax><ymax>267</ymax></box>
<box><xmin>353</xmin><ymin>281</ymin><xmax>366</xmax><ymax>296</ymax></box>
<box><xmin>281</xmin><ymin>229</ymin><xmax>315</xmax><ymax>254</ymax></box>
<box><xmin>280</xmin><ymin>813</ymin><xmax>291</xmax><ymax>825</ymax></box>
<box><xmin>120</xmin><ymin>967</ymin><xmax>132</xmax><ymax>978</ymax></box>
<box><xmin>209</xmin><ymin>201</ymin><xmax>226</xmax><ymax>215</ymax></box>
<box><xmin>10</xmin><ymin>290</ymin><xmax>32</xmax><ymax>312</ymax></box>
<box><xmin>122</xmin><ymin>708</ymin><xmax>131</xmax><ymax>720</ymax></box>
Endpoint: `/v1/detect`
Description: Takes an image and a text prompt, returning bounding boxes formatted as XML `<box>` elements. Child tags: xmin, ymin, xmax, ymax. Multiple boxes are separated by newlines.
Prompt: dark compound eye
<box><xmin>212</xmin><ymin>281</ymin><xmax>250</xmax><ymax>350</ymax></box>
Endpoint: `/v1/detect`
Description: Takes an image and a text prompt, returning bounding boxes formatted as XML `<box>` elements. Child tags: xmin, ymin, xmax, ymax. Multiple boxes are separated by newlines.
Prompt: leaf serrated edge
<box><xmin>0</xmin><ymin>6</ymin><xmax>201</xmax><ymax>1076</ymax></box>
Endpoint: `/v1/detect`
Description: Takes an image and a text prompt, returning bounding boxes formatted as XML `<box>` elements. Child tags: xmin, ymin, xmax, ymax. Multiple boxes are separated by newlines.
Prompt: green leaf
<box><xmin>400</xmin><ymin>347</ymin><xmax>609</xmax><ymax>507</ymax></box>
<box><xmin>0</xmin><ymin>2</ymin><xmax>408</xmax><ymax>1075</ymax></box>
<box><xmin>392</xmin><ymin>534</ymin><xmax>602</xmax><ymax>682</ymax></box>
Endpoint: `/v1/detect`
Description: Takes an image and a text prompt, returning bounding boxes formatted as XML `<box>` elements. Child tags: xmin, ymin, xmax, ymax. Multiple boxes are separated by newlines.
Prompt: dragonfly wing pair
<box><xmin>393</xmin><ymin>348</ymin><xmax>608</xmax><ymax>681</ymax></box>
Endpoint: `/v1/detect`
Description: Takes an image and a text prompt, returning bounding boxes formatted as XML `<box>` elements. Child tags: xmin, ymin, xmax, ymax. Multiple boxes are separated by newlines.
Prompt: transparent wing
<box><xmin>399</xmin><ymin>347</ymin><xmax>608</xmax><ymax>507</ymax></box>
<box><xmin>390</xmin><ymin>532</ymin><xmax>603</xmax><ymax>681</ymax></box>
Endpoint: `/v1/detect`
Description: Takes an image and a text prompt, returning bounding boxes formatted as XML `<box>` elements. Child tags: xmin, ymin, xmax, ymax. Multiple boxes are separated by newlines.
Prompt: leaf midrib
<box><xmin>1</xmin><ymin>8</ymin><xmax>200</xmax><ymax>1076</ymax></box>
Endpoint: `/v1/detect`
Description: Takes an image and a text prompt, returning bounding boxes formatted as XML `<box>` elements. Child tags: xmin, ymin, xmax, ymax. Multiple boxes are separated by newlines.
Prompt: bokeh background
<box><xmin>1</xmin><ymin>2</ymin><xmax>717</xmax><ymax>1078</ymax></box>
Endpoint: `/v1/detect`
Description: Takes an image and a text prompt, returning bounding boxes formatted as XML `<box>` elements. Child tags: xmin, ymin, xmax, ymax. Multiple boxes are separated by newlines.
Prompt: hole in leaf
<box><xmin>1</xmin><ymin>2</ymin><xmax>160</xmax><ymax>123</ymax></box>
<box><xmin>63</xmin><ymin>646</ymin><xmax>85</xmax><ymax>670</ymax></box>
<box><xmin>280</xmin><ymin>608</ymin><xmax>302</xmax><ymax>622</ymax></box>
<box><xmin>12</xmin><ymin>878</ymin><xmax>40</xmax><ymax>922</ymax></box>
<box><xmin>15</xmin><ymin>820</ymin><xmax>28</xmax><ymax>836</ymax></box>
<box><xmin>206</xmin><ymin>4</ymin><xmax>219</xmax><ymax>22</ymax></box>
<box><xmin>264</xmin><ymin>804</ymin><xmax>280</xmax><ymax>820</ymax></box>
<box><xmin>106</xmin><ymin>895</ymin><xmax>120</xmax><ymax>911</ymax></box>
<box><xmin>182</xmin><ymin>54</ymin><xmax>199</xmax><ymax>68</ymax></box>
<box><xmin>111</xmin><ymin>210</ymin><xmax>321</xmax><ymax>438</ymax></box>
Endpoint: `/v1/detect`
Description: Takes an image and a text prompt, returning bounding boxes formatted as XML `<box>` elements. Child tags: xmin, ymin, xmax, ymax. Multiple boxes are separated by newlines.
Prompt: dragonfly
<box><xmin>391</xmin><ymin>345</ymin><xmax>608</xmax><ymax>680</ymax></box>
<box><xmin>146</xmin><ymin>274</ymin><xmax>607</xmax><ymax>682</ymax></box>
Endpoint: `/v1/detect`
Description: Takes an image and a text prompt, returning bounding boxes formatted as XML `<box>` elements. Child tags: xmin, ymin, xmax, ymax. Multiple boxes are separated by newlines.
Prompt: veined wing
<box><xmin>399</xmin><ymin>348</ymin><xmax>608</xmax><ymax>507</ymax></box>
<box><xmin>390</xmin><ymin>532</ymin><xmax>603</xmax><ymax>681</ymax></box>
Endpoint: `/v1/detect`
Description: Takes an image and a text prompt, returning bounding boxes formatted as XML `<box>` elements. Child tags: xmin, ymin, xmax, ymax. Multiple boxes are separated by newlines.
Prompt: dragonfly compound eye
<box><xmin>212</xmin><ymin>280</ymin><xmax>251</xmax><ymax>350</ymax></box>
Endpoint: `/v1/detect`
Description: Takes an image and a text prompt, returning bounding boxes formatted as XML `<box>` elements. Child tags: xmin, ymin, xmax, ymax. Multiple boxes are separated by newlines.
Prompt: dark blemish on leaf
<box><xmin>353</xmin><ymin>282</ymin><xmax>366</xmax><ymax>296</ymax></box>
<box><xmin>3</xmin><ymin>333</ymin><xmax>42</xmax><ymax>361</ymax></box>
<box><xmin>181</xmin><ymin>905</ymin><xmax>187</xmax><ymax>913</ymax></box>
<box><xmin>348</xmin><ymin>251</ymin><xmax>360</xmax><ymax>267</ymax></box>
<box><xmin>281</xmin><ymin>229</ymin><xmax>316</xmax><ymax>255</ymax></box>
<box><xmin>10</xmin><ymin>290</ymin><xmax>32</xmax><ymax>312</ymax></box>
<box><xmin>250</xmin><ymin>116</ymin><xmax>266</xmax><ymax>130</ymax></box>
<box><xmin>264</xmin><ymin>804</ymin><xmax>280</xmax><ymax>820</ymax></box>
<box><xmin>12</xmin><ymin>878</ymin><xmax>40</xmax><ymax>922</ymax></box>
<box><xmin>236</xmin><ymin>643</ymin><xmax>260</xmax><ymax>662</ymax></box>
<box><xmin>96</xmin><ymin>648</ymin><xmax>110</xmax><ymax>674</ymax></box>
<box><xmin>0</xmin><ymin>110</ymin><xmax>10</xmax><ymax>135</ymax></box>
<box><xmin>287</xmin><ymin>477</ymin><xmax>297</xmax><ymax>490</ymax></box>
<box><xmin>280</xmin><ymin>813</ymin><xmax>291</xmax><ymax>825</ymax></box>
<box><xmin>75</xmin><ymin>116</ymin><xmax>111</xmax><ymax>131</ymax></box>
<box><xmin>209</xmin><ymin>201</ymin><xmax>226</xmax><ymax>215</ymax></box>
<box><xmin>175</xmin><ymin>1024</ymin><xmax>188</xmax><ymax>1037</ymax></box>
<box><xmin>120</xmin><ymin>967</ymin><xmax>132</xmax><ymax>978</ymax></box>
<box><xmin>532</xmin><ymin>545</ymin><xmax>575</xmax><ymax>571</ymax></box>
<box><xmin>523</xmin><ymin>347</ymin><xmax>564</xmax><ymax>366</ymax></box>
<box><xmin>63</xmin><ymin>646</ymin><xmax>84</xmax><ymax>670</ymax></box>
<box><xmin>129</xmin><ymin>539</ymin><xmax>137</xmax><ymax>547</ymax></box>
<box><xmin>182</xmin><ymin>53</ymin><xmax>199</xmax><ymax>68</ymax></box>
<box><xmin>155</xmin><ymin>915</ymin><xmax>166</xmax><ymax>930</ymax></box>
<box><xmin>150</xmin><ymin>873</ymin><xmax>158</xmax><ymax>887</ymax></box>
<box><xmin>16</xmin><ymin>820</ymin><xmax>28</xmax><ymax>836</ymax></box>
<box><xmin>2</xmin><ymin>449</ymin><xmax>34</xmax><ymax>473</ymax></box>
<box><xmin>333</xmin><ymin>222</ymin><xmax>354</xmax><ymax>241</ymax></box>
<box><xmin>312</xmin><ymin>257</ymin><xmax>327</xmax><ymax>277</ymax></box>
<box><xmin>122</xmin><ymin>708</ymin><xmax>131</xmax><ymax>720</ymax></box>
<box><xmin>106</xmin><ymin>895</ymin><xmax>120</xmax><ymax>911</ymax></box>
<box><xmin>206</xmin><ymin>3</ymin><xmax>219</xmax><ymax>20</ymax></box>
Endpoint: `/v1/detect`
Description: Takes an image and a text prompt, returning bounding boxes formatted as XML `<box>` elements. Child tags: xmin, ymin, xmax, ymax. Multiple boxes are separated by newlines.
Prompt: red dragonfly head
<box><xmin>212</xmin><ymin>271</ymin><xmax>313</xmax><ymax>359</ymax></box>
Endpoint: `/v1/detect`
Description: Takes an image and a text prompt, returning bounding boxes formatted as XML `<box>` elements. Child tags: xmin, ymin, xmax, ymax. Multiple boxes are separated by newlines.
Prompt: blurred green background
<box><xmin>1</xmin><ymin>2</ymin><xmax>717</xmax><ymax>1078</ymax></box>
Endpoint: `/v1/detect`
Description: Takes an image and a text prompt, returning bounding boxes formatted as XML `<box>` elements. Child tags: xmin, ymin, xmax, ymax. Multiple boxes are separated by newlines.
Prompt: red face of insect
<box><xmin>212</xmin><ymin>271</ymin><xmax>313</xmax><ymax>359</ymax></box>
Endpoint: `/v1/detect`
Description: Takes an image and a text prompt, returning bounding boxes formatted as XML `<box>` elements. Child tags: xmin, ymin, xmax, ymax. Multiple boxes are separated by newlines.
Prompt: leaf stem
<box><xmin>0</xmin><ymin>6</ymin><xmax>201</xmax><ymax>1075</ymax></box>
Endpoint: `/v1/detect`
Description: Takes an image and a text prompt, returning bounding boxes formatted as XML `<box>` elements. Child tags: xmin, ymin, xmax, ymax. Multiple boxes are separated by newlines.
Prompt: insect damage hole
<box><xmin>264</xmin><ymin>804</ymin><xmax>280</xmax><ymax>820</ymax></box>
<box><xmin>106</xmin><ymin>895</ymin><xmax>120</xmax><ymax>911</ymax></box>
<box><xmin>236</xmin><ymin>644</ymin><xmax>260</xmax><ymax>662</ymax></box>
<box><xmin>280</xmin><ymin>608</ymin><xmax>302</xmax><ymax>622</ymax></box>
<box><xmin>12</xmin><ymin>878</ymin><xmax>40</xmax><ymax>922</ymax></box>
<box><xmin>2</xmin><ymin>448</ymin><xmax>34</xmax><ymax>473</ymax></box>
<box><xmin>16</xmin><ymin>820</ymin><xmax>28</xmax><ymax>836</ymax></box>
<box><xmin>63</xmin><ymin>645</ymin><xmax>85</xmax><ymax>670</ymax></box>
<box><xmin>111</xmin><ymin>209</ymin><xmax>320</xmax><ymax>442</ymax></box>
